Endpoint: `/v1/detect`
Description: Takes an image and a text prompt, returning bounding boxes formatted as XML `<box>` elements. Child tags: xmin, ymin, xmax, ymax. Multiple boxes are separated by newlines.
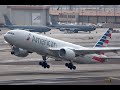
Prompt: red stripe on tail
<box><xmin>104</xmin><ymin>40</ymin><xmax>109</xmax><ymax>44</ymax></box>
<box><xmin>108</xmin><ymin>34</ymin><xmax>111</xmax><ymax>38</ymax></box>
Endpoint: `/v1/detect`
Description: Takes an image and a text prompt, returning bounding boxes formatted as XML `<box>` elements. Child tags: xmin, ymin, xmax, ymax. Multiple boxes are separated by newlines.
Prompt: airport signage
<box><xmin>32</xmin><ymin>13</ymin><xmax>41</xmax><ymax>25</ymax></box>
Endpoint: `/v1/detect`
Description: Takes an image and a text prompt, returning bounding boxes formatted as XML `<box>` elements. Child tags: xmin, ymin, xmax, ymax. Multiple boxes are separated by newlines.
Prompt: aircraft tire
<box><xmin>67</xmin><ymin>63</ymin><xmax>73</xmax><ymax>69</ymax></box>
<box><xmin>69</xmin><ymin>66</ymin><xmax>73</xmax><ymax>70</ymax></box>
<box><xmin>73</xmin><ymin>66</ymin><xmax>76</xmax><ymax>70</ymax></box>
<box><xmin>44</xmin><ymin>66</ymin><xmax>47</xmax><ymax>68</ymax></box>
<box><xmin>67</xmin><ymin>63</ymin><xmax>76</xmax><ymax>70</ymax></box>
<box><xmin>39</xmin><ymin>61</ymin><xmax>42</xmax><ymax>65</ymax></box>
<box><xmin>65</xmin><ymin>63</ymin><xmax>68</xmax><ymax>67</ymax></box>
<box><xmin>69</xmin><ymin>63</ymin><xmax>73</xmax><ymax>67</ymax></box>
<box><xmin>43</xmin><ymin>61</ymin><xmax>47</xmax><ymax>66</ymax></box>
<box><xmin>11</xmin><ymin>51</ymin><xmax>14</xmax><ymax>55</ymax></box>
<box><xmin>47</xmin><ymin>65</ymin><xmax>50</xmax><ymax>68</ymax></box>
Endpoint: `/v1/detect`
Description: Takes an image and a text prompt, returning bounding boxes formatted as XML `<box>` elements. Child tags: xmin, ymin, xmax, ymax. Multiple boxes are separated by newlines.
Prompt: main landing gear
<box><xmin>39</xmin><ymin>56</ymin><xmax>50</xmax><ymax>69</ymax></box>
<box><xmin>65</xmin><ymin>61</ymin><xmax>76</xmax><ymax>70</ymax></box>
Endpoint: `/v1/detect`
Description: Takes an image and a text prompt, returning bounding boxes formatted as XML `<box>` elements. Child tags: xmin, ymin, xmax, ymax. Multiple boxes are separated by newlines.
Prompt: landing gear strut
<box><xmin>39</xmin><ymin>56</ymin><xmax>50</xmax><ymax>68</ymax></box>
<box><xmin>65</xmin><ymin>61</ymin><xmax>76</xmax><ymax>70</ymax></box>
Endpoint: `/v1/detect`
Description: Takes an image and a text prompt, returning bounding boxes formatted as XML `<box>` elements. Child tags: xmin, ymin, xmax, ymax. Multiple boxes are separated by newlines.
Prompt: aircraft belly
<box><xmin>74</xmin><ymin>55</ymin><xmax>100</xmax><ymax>64</ymax></box>
<box><xmin>74</xmin><ymin>57</ymin><xmax>93</xmax><ymax>64</ymax></box>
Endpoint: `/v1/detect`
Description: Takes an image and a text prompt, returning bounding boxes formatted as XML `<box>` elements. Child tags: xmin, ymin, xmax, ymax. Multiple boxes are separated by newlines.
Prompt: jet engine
<box><xmin>11</xmin><ymin>47</ymin><xmax>29</xmax><ymax>57</ymax></box>
<box><xmin>59</xmin><ymin>28</ymin><xmax>65</xmax><ymax>31</ymax></box>
<box><xmin>59</xmin><ymin>48</ymin><xmax>75</xmax><ymax>60</ymax></box>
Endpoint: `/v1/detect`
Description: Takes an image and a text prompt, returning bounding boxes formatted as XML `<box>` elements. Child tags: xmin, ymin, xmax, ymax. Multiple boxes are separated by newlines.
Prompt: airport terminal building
<box><xmin>0</xmin><ymin>5</ymin><xmax>50</xmax><ymax>26</ymax></box>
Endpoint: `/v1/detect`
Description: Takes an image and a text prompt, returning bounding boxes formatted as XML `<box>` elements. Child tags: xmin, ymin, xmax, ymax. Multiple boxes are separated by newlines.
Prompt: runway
<box><xmin>0</xmin><ymin>28</ymin><xmax>120</xmax><ymax>85</ymax></box>
<box><xmin>0</xmin><ymin>63</ymin><xmax>120</xmax><ymax>85</ymax></box>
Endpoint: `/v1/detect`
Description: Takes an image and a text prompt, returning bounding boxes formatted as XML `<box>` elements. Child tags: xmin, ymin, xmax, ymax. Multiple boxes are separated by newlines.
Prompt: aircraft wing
<box><xmin>74</xmin><ymin>47</ymin><xmax>120</xmax><ymax>54</ymax></box>
<box><xmin>48</xmin><ymin>47</ymin><xmax>120</xmax><ymax>55</ymax></box>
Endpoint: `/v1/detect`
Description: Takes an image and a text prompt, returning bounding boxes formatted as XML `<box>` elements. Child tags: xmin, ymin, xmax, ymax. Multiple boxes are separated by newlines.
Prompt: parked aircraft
<box><xmin>0</xmin><ymin>15</ymin><xmax>51</xmax><ymax>34</ymax></box>
<box><xmin>48</xmin><ymin>15</ymin><xmax>96</xmax><ymax>33</ymax></box>
<box><xmin>2</xmin><ymin>28</ymin><xmax>120</xmax><ymax>70</ymax></box>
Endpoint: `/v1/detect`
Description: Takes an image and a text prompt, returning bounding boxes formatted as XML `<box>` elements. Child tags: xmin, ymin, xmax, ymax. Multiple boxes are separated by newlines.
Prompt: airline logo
<box><xmin>32</xmin><ymin>35</ymin><xmax>57</xmax><ymax>47</ymax></box>
<box><xmin>95</xmin><ymin>28</ymin><xmax>112</xmax><ymax>47</ymax></box>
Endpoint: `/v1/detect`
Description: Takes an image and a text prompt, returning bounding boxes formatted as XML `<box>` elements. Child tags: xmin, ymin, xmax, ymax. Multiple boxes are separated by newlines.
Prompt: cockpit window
<box><xmin>7</xmin><ymin>32</ymin><xmax>14</xmax><ymax>35</ymax></box>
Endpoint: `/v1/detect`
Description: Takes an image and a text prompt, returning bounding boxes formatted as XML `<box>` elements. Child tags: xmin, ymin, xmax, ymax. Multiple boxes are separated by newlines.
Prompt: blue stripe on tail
<box><xmin>94</xmin><ymin>28</ymin><xmax>113</xmax><ymax>47</ymax></box>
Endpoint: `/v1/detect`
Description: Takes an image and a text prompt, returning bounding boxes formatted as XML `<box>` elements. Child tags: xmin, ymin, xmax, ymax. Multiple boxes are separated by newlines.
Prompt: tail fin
<box><xmin>94</xmin><ymin>28</ymin><xmax>113</xmax><ymax>47</ymax></box>
<box><xmin>3</xmin><ymin>14</ymin><xmax>12</xmax><ymax>25</ymax></box>
<box><xmin>49</xmin><ymin>14</ymin><xmax>59</xmax><ymax>25</ymax></box>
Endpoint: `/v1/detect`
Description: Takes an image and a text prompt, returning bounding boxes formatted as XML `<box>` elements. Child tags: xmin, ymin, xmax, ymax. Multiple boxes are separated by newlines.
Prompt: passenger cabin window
<box><xmin>7</xmin><ymin>32</ymin><xmax>14</xmax><ymax>35</ymax></box>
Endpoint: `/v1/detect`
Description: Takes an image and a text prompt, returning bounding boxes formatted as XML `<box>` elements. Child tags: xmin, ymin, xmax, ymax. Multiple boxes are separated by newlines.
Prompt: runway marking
<box><xmin>109</xmin><ymin>77</ymin><xmax>120</xmax><ymax>80</ymax></box>
<box><xmin>0</xmin><ymin>78</ymin><xmax>90</xmax><ymax>84</ymax></box>
<box><xmin>0</xmin><ymin>77</ymin><xmax>107</xmax><ymax>85</ymax></box>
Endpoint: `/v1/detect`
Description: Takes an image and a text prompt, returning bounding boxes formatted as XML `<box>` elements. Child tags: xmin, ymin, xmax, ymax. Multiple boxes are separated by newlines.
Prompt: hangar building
<box><xmin>49</xmin><ymin>5</ymin><xmax>120</xmax><ymax>28</ymax></box>
<box><xmin>0</xmin><ymin>5</ymin><xmax>50</xmax><ymax>26</ymax></box>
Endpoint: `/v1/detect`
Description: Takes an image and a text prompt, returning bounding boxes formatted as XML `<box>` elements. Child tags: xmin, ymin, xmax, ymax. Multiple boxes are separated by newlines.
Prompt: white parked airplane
<box><xmin>2</xmin><ymin>28</ymin><xmax>120</xmax><ymax>70</ymax></box>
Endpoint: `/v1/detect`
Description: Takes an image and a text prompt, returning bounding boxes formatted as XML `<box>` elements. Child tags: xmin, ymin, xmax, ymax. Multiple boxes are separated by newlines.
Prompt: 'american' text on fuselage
<box><xmin>32</xmin><ymin>35</ymin><xmax>57</xmax><ymax>47</ymax></box>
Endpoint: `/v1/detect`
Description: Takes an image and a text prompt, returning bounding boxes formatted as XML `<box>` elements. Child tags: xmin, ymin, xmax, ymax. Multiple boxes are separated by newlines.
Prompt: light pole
<box><xmin>96</xmin><ymin>5</ymin><xmax>98</xmax><ymax>24</ymax></box>
<box><xmin>82</xmin><ymin>9</ymin><xmax>83</xmax><ymax>25</ymax></box>
<box><xmin>114</xmin><ymin>5</ymin><xmax>116</xmax><ymax>23</ymax></box>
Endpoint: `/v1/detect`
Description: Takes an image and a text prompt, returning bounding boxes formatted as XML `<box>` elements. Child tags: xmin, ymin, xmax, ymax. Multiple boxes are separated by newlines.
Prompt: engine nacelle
<box><xmin>11</xmin><ymin>47</ymin><xmax>29</xmax><ymax>57</ymax></box>
<box><xmin>59</xmin><ymin>28</ymin><xmax>65</xmax><ymax>31</ymax></box>
<box><xmin>59</xmin><ymin>48</ymin><xmax>75</xmax><ymax>60</ymax></box>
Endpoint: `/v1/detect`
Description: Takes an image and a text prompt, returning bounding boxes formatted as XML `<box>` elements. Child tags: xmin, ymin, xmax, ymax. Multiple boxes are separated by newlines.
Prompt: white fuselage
<box><xmin>4</xmin><ymin>30</ymin><xmax>107</xmax><ymax>64</ymax></box>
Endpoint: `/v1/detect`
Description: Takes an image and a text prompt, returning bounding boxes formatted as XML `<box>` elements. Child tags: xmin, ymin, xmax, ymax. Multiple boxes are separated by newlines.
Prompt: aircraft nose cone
<box><xmin>4</xmin><ymin>33</ymin><xmax>10</xmax><ymax>43</ymax></box>
<box><xmin>4</xmin><ymin>32</ymin><xmax>14</xmax><ymax>44</ymax></box>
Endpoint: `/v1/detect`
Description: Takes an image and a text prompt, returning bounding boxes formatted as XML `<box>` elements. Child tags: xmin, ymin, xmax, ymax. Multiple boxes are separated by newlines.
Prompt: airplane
<box><xmin>0</xmin><ymin>14</ymin><xmax>51</xmax><ymax>34</ymax></box>
<box><xmin>48</xmin><ymin>15</ymin><xmax>96</xmax><ymax>33</ymax></box>
<box><xmin>2</xmin><ymin>28</ymin><xmax>120</xmax><ymax>70</ymax></box>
